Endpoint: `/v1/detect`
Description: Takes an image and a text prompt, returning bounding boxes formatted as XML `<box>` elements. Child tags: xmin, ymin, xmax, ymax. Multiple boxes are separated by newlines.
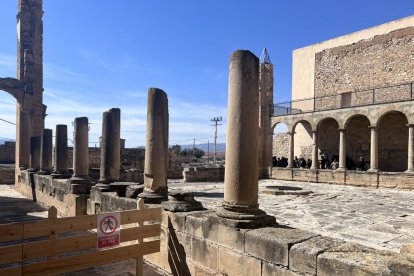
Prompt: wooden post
<box><xmin>48</xmin><ymin>206</ymin><xmax>57</xmax><ymax>261</ymax></box>
<box><xmin>136</xmin><ymin>199</ymin><xmax>145</xmax><ymax>276</ymax></box>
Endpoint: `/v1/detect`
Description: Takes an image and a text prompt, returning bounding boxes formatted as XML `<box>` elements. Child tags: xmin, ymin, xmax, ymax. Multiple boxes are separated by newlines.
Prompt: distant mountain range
<box><xmin>0</xmin><ymin>139</ymin><xmax>14</xmax><ymax>145</ymax></box>
<box><xmin>180</xmin><ymin>143</ymin><xmax>226</xmax><ymax>153</ymax></box>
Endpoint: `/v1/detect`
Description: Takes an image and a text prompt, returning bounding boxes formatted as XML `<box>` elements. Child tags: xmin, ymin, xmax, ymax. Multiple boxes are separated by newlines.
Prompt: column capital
<box><xmin>287</xmin><ymin>131</ymin><xmax>295</xmax><ymax>135</ymax></box>
<box><xmin>368</xmin><ymin>125</ymin><xmax>377</xmax><ymax>130</ymax></box>
<box><xmin>311</xmin><ymin>129</ymin><xmax>318</xmax><ymax>134</ymax></box>
<box><xmin>338</xmin><ymin>128</ymin><xmax>346</xmax><ymax>132</ymax></box>
<box><xmin>406</xmin><ymin>124</ymin><xmax>414</xmax><ymax>128</ymax></box>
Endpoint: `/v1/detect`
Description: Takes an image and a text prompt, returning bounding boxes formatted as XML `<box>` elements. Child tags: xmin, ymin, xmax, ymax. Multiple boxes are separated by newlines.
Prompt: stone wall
<box><xmin>271</xmin><ymin>167</ymin><xmax>414</xmax><ymax>190</ymax></box>
<box><xmin>183</xmin><ymin>166</ymin><xmax>224</xmax><ymax>182</ymax></box>
<box><xmin>318</xmin><ymin>118</ymin><xmax>339</xmax><ymax>160</ymax></box>
<box><xmin>314</xmin><ymin>27</ymin><xmax>414</xmax><ymax>110</ymax></box>
<box><xmin>0</xmin><ymin>167</ymin><xmax>14</xmax><ymax>184</ymax></box>
<box><xmin>272</xmin><ymin>133</ymin><xmax>289</xmax><ymax>158</ymax></box>
<box><xmin>345</xmin><ymin>115</ymin><xmax>371</xmax><ymax>164</ymax></box>
<box><xmin>378</xmin><ymin>112</ymin><xmax>408</xmax><ymax>172</ymax></box>
<box><xmin>0</xmin><ymin>141</ymin><xmax>16</xmax><ymax>163</ymax></box>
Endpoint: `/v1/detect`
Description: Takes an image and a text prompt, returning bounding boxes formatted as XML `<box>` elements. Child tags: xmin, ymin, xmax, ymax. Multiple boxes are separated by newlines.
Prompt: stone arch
<box><xmin>272</xmin><ymin>122</ymin><xmax>290</xmax><ymax>166</ymax></box>
<box><xmin>0</xmin><ymin>78</ymin><xmax>25</xmax><ymax>105</ymax></box>
<box><xmin>377</xmin><ymin>110</ymin><xmax>408</xmax><ymax>172</ymax></box>
<box><xmin>317</xmin><ymin>117</ymin><xmax>339</xmax><ymax>165</ymax></box>
<box><xmin>344</xmin><ymin>114</ymin><xmax>371</xmax><ymax>169</ymax></box>
<box><xmin>292</xmin><ymin>120</ymin><xmax>313</xmax><ymax>160</ymax></box>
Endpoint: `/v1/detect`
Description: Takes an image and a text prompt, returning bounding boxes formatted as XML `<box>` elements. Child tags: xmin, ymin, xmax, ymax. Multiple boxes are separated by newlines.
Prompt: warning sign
<box><xmin>97</xmin><ymin>212</ymin><xmax>121</xmax><ymax>249</ymax></box>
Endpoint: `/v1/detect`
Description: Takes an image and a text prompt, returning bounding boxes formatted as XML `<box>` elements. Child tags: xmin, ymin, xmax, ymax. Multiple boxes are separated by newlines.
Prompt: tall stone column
<box><xmin>368</xmin><ymin>126</ymin><xmax>378</xmax><ymax>172</ymax></box>
<box><xmin>287</xmin><ymin>131</ymin><xmax>295</xmax><ymax>168</ymax></box>
<box><xmin>52</xmin><ymin>124</ymin><xmax>69</xmax><ymax>178</ymax></box>
<box><xmin>71</xmin><ymin>117</ymin><xmax>89</xmax><ymax>183</ymax></box>
<box><xmin>216</xmin><ymin>50</ymin><xmax>275</xmax><ymax>227</ymax></box>
<box><xmin>338</xmin><ymin>128</ymin><xmax>346</xmax><ymax>170</ymax></box>
<box><xmin>406</xmin><ymin>124</ymin><xmax>414</xmax><ymax>173</ymax></box>
<box><xmin>310</xmin><ymin>130</ymin><xmax>319</xmax><ymax>170</ymax></box>
<box><xmin>29</xmin><ymin>136</ymin><xmax>41</xmax><ymax>171</ymax></box>
<box><xmin>39</xmin><ymin>128</ymin><xmax>52</xmax><ymax>174</ymax></box>
<box><xmin>258</xmin><ymin>48</ymin><xmax>274</xmax><ymax>179</ymax></box>
<box><xmin>138</xmin><ymin>88</ymin><xmax>169</xmax><ymax>203</ymax></box>
<box><xmin>98</xmin><ymin>108</ymin><xmax>121</xmax><ymax>185</ymax></box>
<box><xmin>17</xmin><ymin>109</ymin><xmax>31</xmax><ymax>170</ymax></box>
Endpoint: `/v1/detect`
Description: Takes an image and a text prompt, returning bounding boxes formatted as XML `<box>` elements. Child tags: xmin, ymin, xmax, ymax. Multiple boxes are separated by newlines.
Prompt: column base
<box><xmin>51</xmin><ymin>172</ymin><xmax>71</xmax><ymax>179</ymax></box>
<box><xmin>161</xmin><ymin>191</ymin><xmax>203</xmax><ymax>212</ymax></box>
<box><xmin>335</xmin><ymin>168</ymin><xmax>346</xmax><ymax>172</ymax></box>
<box><xmin>138</xmin><ymin>187</ymin><xmax>168</xmax><ymax>204</ymax></box>
<box><xmin>94</xmin><ymin>183</ymin><xmax>113</xmax><ymax>192</ymax></box>
<box><xmin>215</xmin><ymin>202</ymin><xmax>276</xmax><ymax>228</ymax></box>
<box><xmin>70</xmin><ymin>176</ymin><xmax>90</xmax><ymax>184</ymax></box>
<box><xmin>37</xmin><ymin>170</ymin><xmax>52</xmax><ymax>175</ymax></box>
<box><xmin>404</xmin><ymin>170</ymin><xmax>414</xmax><ymax>175</ymax></box>
<box><xmin>367</xmin><ymin>168</ymin><xmax>379</xmax><ymax>173</ymax></box>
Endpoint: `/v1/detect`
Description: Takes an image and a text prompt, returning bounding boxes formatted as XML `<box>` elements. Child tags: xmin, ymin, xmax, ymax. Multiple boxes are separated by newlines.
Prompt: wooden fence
<box><xmin>0</xmin><ymin>199</ymin><xmax>161</xmax><ymax>276</ymax></box>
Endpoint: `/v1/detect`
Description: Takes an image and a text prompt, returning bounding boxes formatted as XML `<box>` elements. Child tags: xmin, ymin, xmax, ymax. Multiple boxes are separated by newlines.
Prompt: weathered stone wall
<box><xmin>345</xmin><ymin>115</ymin><xmax>371</xmax><ymax>165</ymax></box>
<box><xmin>314</xmin><ymin>27</ymin><xmax>414</xmax><ymax>110</ymax></box>
<box><xmin>0</xmin><ymin>168</ymin><xmax>14</xmax><ymax>184</ymax></box>
<box><xmin>271</xmin><ymin>167</ymin><xmax>414</xmax><ymax>190</ymax></box>
<box><xmin>378</xmin><ymin>112</ymin><xmax>408</xmax><ymax>172</ymax></box>
<box><xmin>272</xmin><ymin>133</ymin><xmax>289</xmax><ymax>158</ymax></box>
<box><xmin>0</xmin><ymin>141</ymin><xmax>16</xmax><ymax>163</ymax></box>
<box><xmin>183</xmin><ymin>166</ymin><xmax>224</xmax><ymax>182</ymax></box>
<box><xmin>318</xmin><ymin>118</ymin><xmax>339</xmax><ymax>161</ymax></box>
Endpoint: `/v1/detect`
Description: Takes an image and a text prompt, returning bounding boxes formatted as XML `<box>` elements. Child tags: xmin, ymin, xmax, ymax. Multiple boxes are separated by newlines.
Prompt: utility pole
<box><xmin>207</xmin><ymin>140</ymin><xmax>210</xmax><ymax>164</ymax></box>
<box><xmin>210</xmin><ymin>116</ymin><xmax>222</xmax><ymax>164</ymax></box>
<box><xmin>192</xmin><ymin>138</ymin><xmax>196</xmax><ymax>161</ymax></box>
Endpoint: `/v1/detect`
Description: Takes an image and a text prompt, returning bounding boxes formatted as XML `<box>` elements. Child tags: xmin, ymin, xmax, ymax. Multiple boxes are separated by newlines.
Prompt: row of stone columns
<box><xmin>288</xmin><ymin>124</ymin><xmax>414</xmax><ymax>173</ymax></box>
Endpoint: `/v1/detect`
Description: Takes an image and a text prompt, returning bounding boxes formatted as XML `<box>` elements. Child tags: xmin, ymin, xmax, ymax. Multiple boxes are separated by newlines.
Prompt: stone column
<box><xmin>52</xmin><ymin>124</ymin><xmax>69</xmax><ymax>178</ymax></box>
<box><xmin>338</xmin><ymin>128</ymin><xmax>346</xmax><ymax>170</ymax></box>
<box><xmin>138</xmin><ymin>88</ymin><xmax>169</xmax><ymax>203</ymax></box>
<box><xmin>39</xmin><ymin>128</ymin><xmax>52</xmax><ymax>174</ymax></box>
<box><xmin>216</xmin><ymin>50</ymin><xmax>274</xmax><ymax>227</ymax></box>
<box><xmin>71</xmin><ymin>117</ymin><xmax>89</xmax><ymax>183</ymax></box>
<box><xmin>287</xmin><ymin>131</ymin><xmax>295</xmax><ymax>168</ymax></box>
<box><xmin>310</xmin><ymin>130</ymin><xmax>319</xmax><ymax>170</ymax></box>
<box><xmin>17</xmin><ymin>109</ymin><xmax>31</xmax><ymax>170</ymax></box>
<box><xmin>98</xmin><ymin>108</ymin><xmax>121</xmax><ymax>186</ymax></box>
<box><xmin>29</xmin><ymin>136</ymin><xmax>41</xmax><ymax>171</ymax></box>
<box><xmin>406</xmin><ymin>124</ymin><xmax>414</xmax><ymax>173</ymax></box>
<box><xmin>368</xmin><ymin>126</ymin><xmax>378</xmax><ymax>172</ymax></box>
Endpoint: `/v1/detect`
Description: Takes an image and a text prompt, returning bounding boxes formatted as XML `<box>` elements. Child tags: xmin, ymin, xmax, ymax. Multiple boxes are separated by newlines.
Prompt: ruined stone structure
<box><xmin>138</xmin><ymin>88</ymin><xmax>169</xmax><ymax>203</ymax></box>
<box><xmin>258</xmin><ymin>48</ymin><xmax>274</xmax><ymax>179</ymax></box>
<box><xmin>271</xmin><ymin>15</ymin><xmax>414</xmax><ymax>189</ymax></box>
<box><xmin>0</xmin><ymin>0</ymin><xmax>45</xmax><ymax>178</ymax></box>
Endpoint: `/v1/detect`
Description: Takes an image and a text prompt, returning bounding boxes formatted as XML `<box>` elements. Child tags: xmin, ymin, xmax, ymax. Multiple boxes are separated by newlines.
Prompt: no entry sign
<box><xmin>97</xmin><ymin>212</ymin><xmax>121</xmax><ymax>249</ymax></box>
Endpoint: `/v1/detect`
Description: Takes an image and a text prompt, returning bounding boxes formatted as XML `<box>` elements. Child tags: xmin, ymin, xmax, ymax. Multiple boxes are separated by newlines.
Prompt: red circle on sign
<box><xmin>99</xmin><ymin>215</ymin><xmax>118</xmax><ymax>235</ymax></box>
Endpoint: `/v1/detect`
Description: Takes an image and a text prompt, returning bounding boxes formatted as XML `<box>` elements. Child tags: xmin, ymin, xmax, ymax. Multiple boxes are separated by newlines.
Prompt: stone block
<box><xmin>317</xmin><ymin>243</ymin><xmax>395</xmax><ymax>276</ymax></box>
<box><xmin>289</xmin><ymin>236</ymin><xmax>341</xmax><ymax>275</ymax></box>
<box><xmin>191</xmin><ymin>237</ymin><xmax>218</xmax><ymax>270</ymax></box>
<box><xmin>125</xmin><ymin>184</ymin><xmax>144</xmax><ymax>198</ymax></box>
<box><xmin>144</xmin><ymin>227</ymin><xmax>172</xmax><ymax>274</ymax></box>
<box><xmin>187</xmin><ymin>260</ymin><xmax>217</xmax><ymax>276</ymax></box>
<box><xmin>161</xmin><ymin>210</ymin><xmax>187</xmax><ymax>232</ymax></box>
<box><xmin>244</xmin><ymin>227</ymin><xmax>317</xmax><ymax>266</ymax></box>
<box><xmin>185</xmin><ymin>211</ymin><xmax>247</xmax><ymax>251</ymax></box>
<box><xmin>387</xmin><ymin>255</ymin><xmax>414</xmax><ymax>275</ymax></box>
<box><xmin>262</xmin><ymin>261</ymin><xmax>301</xmax><ymax>276</ymax></box>
<box><xmin>218</xmin><ymin>247</ymin><xmax>261</xmax><ymax>276</ymax></box>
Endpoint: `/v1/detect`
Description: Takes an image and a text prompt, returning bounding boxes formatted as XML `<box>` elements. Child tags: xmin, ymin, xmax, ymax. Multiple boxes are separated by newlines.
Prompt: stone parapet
<box><xmin>183</xmin><ymin>166</ymin><xmax>224</xmax><ymax>182</ymax></box>
<box><xmin>15</xmin><ymin>171</ymin><xmax>89</xmax><ymax>216</ymax></box>
<box><xmin>272</xmin><ymin>167</ymin><xmax>414</xmax><ymax>190</ymax></box>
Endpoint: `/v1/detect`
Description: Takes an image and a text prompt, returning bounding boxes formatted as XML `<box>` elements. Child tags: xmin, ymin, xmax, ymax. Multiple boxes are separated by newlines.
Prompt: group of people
<box><xmin>273</xmin><ymin>154</ymin><xmax>369</xmax><ymax>171</ymax></box>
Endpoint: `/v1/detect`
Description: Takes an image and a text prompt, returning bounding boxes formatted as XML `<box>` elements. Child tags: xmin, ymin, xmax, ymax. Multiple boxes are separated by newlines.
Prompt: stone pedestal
<box><xmin>39</xmin><ymin>128</ymin><xmax>52</xmax><ymax>175</ymax></box>
<box><xmin>71</xmin><ymin>117</ymin><xmax>90</xmax><ymax>184</ymax></box>
<box><xmin>161</xmin><ymin>191</ymin><xmax>203</xmax><ymax>212</ymax></box>
<box><xmin>138</xmin><ymin>88</ymin><xmax>169</xmax><ymax>203</ymax></box>
<box><xmin>51</xmin><ymin>125</ymin><xmax>69</xmax><ymax>179</ymax></box>
<box><xmin>29</xmin><ymin>136</ymin><xmax>41</xmax><ymax>171</ymax></box>
<box><xmin>215</xmin><ymin>50</ymin><xmax>275</xmax><ymax>227</ymax></box>
<box><xmin>98</xmin><ymin>108</ymin><xmax>121</xmax><ymax>187</ymax></box>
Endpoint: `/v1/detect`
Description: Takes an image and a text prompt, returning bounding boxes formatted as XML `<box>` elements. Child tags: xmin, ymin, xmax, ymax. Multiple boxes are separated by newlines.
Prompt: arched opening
<box><xmin>378</xmin><ymin>111</ymin><xmax>408</xmax><ymax>172</ymax></box>
<box><xmin>345</xmin><ymin>115</ymin><xmax>370</xmax><ymax>170</ymax></box>
<box><xmin>272</xmin><ymin>122</ymin><xmax>289</xmax><ymax>167</ymax></box>
<box><xmin>292</xmin><ymin>120</ymin><xmax>313</xmax><ymax>168</ymax></box>
<box><xmin>317</xmin><ymin>117</ymin><xmax>339</xmax><ymax>169</ymax></box>
<box><xmin>0</xmin><ymin>93</ymin><xmax>17</xmax><ymax>183</ymax></box>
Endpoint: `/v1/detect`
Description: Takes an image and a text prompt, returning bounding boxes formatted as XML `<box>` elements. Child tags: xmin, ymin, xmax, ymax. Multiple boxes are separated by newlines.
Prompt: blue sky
<box><xmin>0</xmin><ymin>1</ymin><xmax>413</xmax><ymax>147</ymax></box>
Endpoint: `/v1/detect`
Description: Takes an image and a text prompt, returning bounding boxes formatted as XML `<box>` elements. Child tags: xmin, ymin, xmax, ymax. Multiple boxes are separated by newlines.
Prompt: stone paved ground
<box><xmin>0</xmin><ymin>185</ymin><xmax>167</xmax><ymax>276</ymax></box>
<box><xmin>168</xmin><ymin>179</ymin><xmax>414</xmax><ymax>253</ymax></box>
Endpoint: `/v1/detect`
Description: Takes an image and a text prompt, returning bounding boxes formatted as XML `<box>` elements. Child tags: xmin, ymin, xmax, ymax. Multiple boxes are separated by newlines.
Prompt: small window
<box><xmin>341</xmin><ymin>92</ymin><xmax>352</xmax><ymax>108</ymax></box>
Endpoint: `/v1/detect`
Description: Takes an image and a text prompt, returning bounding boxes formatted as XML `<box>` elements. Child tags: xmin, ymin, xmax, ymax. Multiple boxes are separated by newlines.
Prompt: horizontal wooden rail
<box><xmin>0</xmin><ymin>204</ymin><xmax>162</xmax><ymax>276</ymax></box>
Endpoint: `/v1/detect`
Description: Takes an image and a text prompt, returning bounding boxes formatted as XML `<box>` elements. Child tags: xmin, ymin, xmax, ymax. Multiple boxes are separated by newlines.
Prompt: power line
<box><xmin>0</xmin><ymin>117</ymin><xmax>16</xmax><ymax>125</ymax></box>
